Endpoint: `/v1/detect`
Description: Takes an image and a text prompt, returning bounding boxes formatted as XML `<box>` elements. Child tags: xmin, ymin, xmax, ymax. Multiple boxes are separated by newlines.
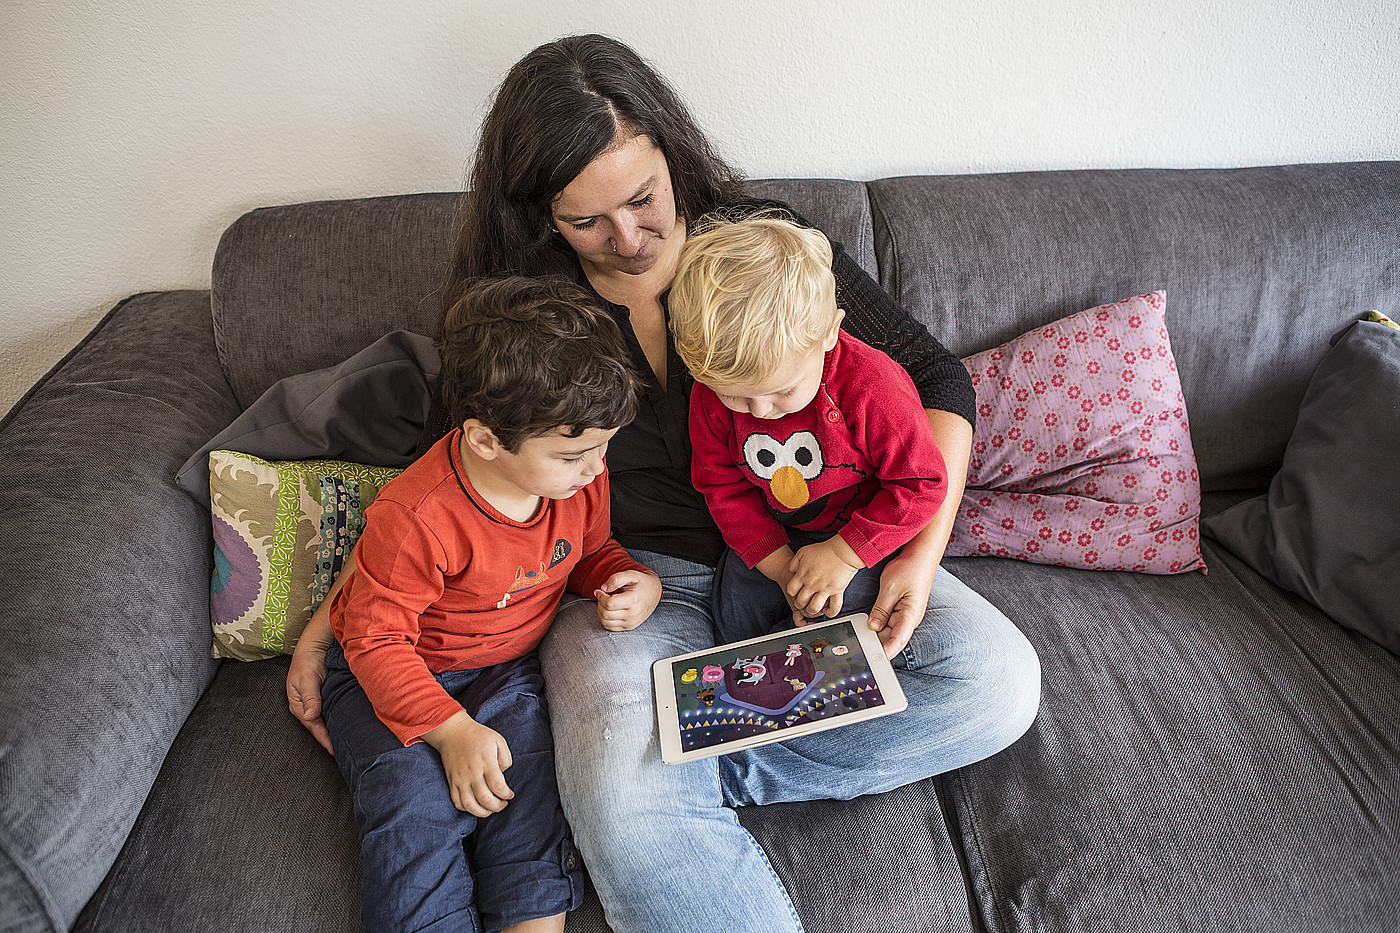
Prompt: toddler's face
<box><xmin>703</xmin><ymin>346</ymin><xmax>826</xmax><ymax>420</ymax></box>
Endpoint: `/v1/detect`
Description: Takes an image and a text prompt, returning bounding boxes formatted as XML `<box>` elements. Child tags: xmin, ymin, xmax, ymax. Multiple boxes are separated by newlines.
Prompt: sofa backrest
<box><xmin>866</xmin><ymin>163</ymin><xmax>1400</xmax><ymax>490</ymax></box>
<box><xmin>210</xmin><ymin>162</ymin><xmax>1399</xmax><ymax>491</ymax></box>
<box><xmin>211</xmin><ymin>191</ymin><xmax>463</xmax><ymax>407</ymax></box>
<box><xmin>210</xmin><ymin>179</ymin><xmax>874</xmax><ymax>413</ymax></box>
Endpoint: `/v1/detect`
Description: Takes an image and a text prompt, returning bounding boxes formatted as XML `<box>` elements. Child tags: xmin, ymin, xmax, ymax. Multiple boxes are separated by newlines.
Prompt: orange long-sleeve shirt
<box><xmin>331</xmin><ymin>429</ymin><xmax>645</xmax><ymax>744</ymax></box>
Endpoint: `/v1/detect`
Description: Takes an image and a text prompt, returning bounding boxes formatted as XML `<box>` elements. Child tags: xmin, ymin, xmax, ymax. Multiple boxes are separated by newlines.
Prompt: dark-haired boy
<box><xmin>322</xmin><ymin>276</ymin><xmax>661</xmax><ymax>933</ymax></box>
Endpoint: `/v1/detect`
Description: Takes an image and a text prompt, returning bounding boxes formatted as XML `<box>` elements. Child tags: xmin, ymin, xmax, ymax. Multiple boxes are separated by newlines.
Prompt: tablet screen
<box><xmin>654</xmin><ymin>615</ymin><xmax>905</xmax><ymax>763</ymax></box>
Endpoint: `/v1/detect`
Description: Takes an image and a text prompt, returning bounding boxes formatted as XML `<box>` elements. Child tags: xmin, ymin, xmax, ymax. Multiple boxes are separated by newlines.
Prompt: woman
<box><xmin>289</xmin><ymin>34</ymin><xmax>1039</xmax><ymax>932</ymax></box>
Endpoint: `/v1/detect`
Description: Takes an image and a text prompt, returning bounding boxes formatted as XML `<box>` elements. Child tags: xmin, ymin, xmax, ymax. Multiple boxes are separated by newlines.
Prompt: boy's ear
<box><xmin>461</xmin><ymin>420</ymin><xmax>503</xmax><ymax>460</ymax></box>
<box><xmin>822</xmin><ymin>310</ymin><xmax>846</xmax><ymax>351</ymax></box>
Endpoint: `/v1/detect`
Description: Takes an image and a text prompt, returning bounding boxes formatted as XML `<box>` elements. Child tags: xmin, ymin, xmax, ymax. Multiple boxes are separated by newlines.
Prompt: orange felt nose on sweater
<box><xmin>771</xmin><ymin>466</ymin><xmax>810</xmax><ymax>509</ymax></box>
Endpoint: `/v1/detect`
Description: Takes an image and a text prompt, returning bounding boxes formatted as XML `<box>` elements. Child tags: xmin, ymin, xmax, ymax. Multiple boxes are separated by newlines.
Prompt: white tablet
<box><xmin>652</xmin><ymin>613</ymin><xmax>908</xmax><ymax>765</ymax></box>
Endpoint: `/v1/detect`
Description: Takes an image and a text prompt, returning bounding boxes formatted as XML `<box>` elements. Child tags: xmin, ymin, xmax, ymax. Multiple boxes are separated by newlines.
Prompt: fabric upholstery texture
<box><xmin>939</xmin><ymin>509</ymin><xmax>1400</xmax><ymax>933</ymax></box>
<box><xmin>947</xmin><ymin>291</ymin><xmax>1204</xmax><ymax>573</ymax></box>
<box><xmin>0</xmin><ymin>291</ymin><xmax>239</xmax><ymax>932</ymax></box>
<box><xmin>867</xmin><ymin>163</ymin><xmax>1400</xmax><ymax>491</ymax></box>
<box><xmin>210</xmin><ymin>181</ymin><xmax>873</xmax><ymax>411</ymax></box>
<box><xmin>71</xmin><ymin>659</ymin><xmax>366</xmax><ymax>932</ymax></box>
<box><xmin>5</xmin><ymin>163</ymin><xmax>1399</xmax><ymax>933</ymax></box>
<box><xmin>211</xmin><ymin>193</ymin><xmax>462</xmax><ymax>407</ymax></box>
<box><xmin>1204</xmin><ymin>319</ymin><xmax>1400</xmax><ymax>653</ymax></box>
<box><xmin>208</xmin><ymin>451</ymin><xmax>403</xmax><ymax>660</ymax></box>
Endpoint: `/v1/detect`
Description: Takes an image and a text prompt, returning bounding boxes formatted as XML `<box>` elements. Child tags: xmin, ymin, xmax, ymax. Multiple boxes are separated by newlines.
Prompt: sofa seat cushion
<box><xmin>72</xmin><ymin>658</ymin><xmax>365</xmax><ymax>933</ymax></box>
<box><xmin>74</xmin><ymin>655</ymin><xmax>973</xmax><ymax>933</ymax></box>
<box><xmin>738</xmin><ymin>782</ymin><xmax>975</xmax><ymax>933</ymax></box>
<box><xmin>938</xmin><ymin>498</ymin><xmax>1400</xmax><ymax>933</ymax></box>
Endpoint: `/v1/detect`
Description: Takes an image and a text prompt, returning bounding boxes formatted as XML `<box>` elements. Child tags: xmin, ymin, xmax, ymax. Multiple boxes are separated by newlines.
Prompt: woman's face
<box><xmin>550</xmin><ymin>134</ymin><xmax>680</xmax><ymax>277</ymax></box>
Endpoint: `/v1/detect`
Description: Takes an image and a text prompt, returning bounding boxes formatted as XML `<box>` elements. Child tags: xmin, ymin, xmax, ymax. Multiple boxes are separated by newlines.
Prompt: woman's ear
<box><xmin>461</xmin><ymin>420</ymin><xmax>503</xmax><ymax>460</ymax></box>
<box><xmin>822</xmin><ymin>310</ymin><xmax>846</xmax><ymax>351</ymax></box>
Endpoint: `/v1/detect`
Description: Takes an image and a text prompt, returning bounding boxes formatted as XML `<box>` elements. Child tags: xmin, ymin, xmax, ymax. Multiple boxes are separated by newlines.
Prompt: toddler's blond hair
<box><xmin>670</xmin><ymin>213</ymin><xmax>840</xmax><ymax>386</ymax></box>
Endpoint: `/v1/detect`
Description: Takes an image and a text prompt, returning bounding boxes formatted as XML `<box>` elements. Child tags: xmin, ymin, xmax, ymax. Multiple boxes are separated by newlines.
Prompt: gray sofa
<box><xmin>2</xmin><ymin>161</ymin><xmax>1397</xmax><ymax>933</ymax></box>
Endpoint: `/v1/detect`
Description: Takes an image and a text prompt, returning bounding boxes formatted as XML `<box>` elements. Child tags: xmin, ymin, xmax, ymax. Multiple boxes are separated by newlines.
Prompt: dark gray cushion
<box><xmin>746</xmin><ymin>178</ymin><xmax>877</xmax><ymax>280</ymax></box>
<box><xmin>938</xmin><ymin>509</ymin><xmax>1400</xmax><ymax>933</ymax></box>
<box><xmin>175</xmin><ymin>329</ymin><xmax>443</xmax><ymax>506</ymax></box>
<box><xmin>1204</xmin><ymin>319</ymin><xmax>1400</xmax><ymax>654</ymax></box>
<box><xmin>739</xmin><ymin>784</ymin><xmax>974</xmax><ymax>933</ymax></box>
<box><xmin>0</xmin><ymin>291</ymin><xmax>238</xmax><ymax>933</ymax></box>
<box><xmin>210</xmin><ymin>182</ymin><xmax>875</xmax><ymax>411</ymax></box>
<box><xmin>212</xmin><ymin>193</ymin><xmax>463</xmax><ymax>408</ymax></box>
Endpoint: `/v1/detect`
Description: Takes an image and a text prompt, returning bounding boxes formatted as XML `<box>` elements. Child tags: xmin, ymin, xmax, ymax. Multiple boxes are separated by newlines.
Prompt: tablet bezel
<box><xmin>652</xmin><ymin>613</ymin><xmax>908</xmax><ymax>765</ymax></box>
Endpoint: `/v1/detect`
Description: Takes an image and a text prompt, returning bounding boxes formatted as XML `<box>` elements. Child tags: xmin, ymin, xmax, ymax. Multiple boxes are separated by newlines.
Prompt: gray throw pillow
<box><xmin>1204</xmin><ymin>317</ymin><xmax>1400</xmax><ymax>654</ymax></box>
<box><xmin>175</xmin><ymin>330</ymin><xmax>443</xmax><ymax>505</ymax></box>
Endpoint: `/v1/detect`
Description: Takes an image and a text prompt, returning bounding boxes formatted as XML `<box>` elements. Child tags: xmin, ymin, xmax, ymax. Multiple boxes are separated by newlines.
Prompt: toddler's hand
<box><xmin>786</xmin><ymin>538</ymin><xmax>864</xmax><ymax>621</ymax></box>
<box><xmin>594</xmin><ymin>569</ymin><xmax>662</xmax><ymax>632</ymax></box>
<box><xmin>422</xmin><ymin>710</ymin><xmax>514</xmax><ymax>817</ymax></box>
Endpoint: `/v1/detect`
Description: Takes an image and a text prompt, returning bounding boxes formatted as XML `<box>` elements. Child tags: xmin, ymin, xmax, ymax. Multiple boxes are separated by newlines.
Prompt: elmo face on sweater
<box><xmin>689</xmin><ymin>331</ymin><xmax>948</xmax><ymax>570</ymax></box>
<box><xmin>738</xmin><ymin>425</ymin><xmax>874</xmax><ymax>529</ymax></box>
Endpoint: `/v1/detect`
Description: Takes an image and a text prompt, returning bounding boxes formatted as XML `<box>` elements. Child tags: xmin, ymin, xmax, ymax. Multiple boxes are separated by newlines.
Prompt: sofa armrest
<box><xmin>0</xmin><ymin>290</ymin><xmax>241</xmax><ymax>933</ymax></box>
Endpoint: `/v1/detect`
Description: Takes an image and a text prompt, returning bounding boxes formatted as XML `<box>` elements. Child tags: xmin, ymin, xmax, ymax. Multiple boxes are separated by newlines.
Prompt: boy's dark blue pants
<box><xmin>712</xmin><ymin>526</ymin><xmax>890</xmax><ymax>645</ymax></box>
<box><xmin>323</xmin><ymin>641</ymin><xmax>582</xmax><ymax>933</ymax></box>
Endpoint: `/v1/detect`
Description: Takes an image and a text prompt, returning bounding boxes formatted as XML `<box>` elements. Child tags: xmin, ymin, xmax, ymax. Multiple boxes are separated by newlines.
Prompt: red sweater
<box><xmin>331</xmin><ymin>429</ymin><xmax>645</xmax><ymax>744</ymax></box>
<box><xmin>690</xmin><ymin>331</ymin><xmax>948</xmax><ymax>569</ymax></box>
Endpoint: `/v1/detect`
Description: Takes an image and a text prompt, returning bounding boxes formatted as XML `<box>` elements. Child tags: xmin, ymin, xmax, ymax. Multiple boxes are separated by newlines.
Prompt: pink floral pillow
<box><xmin>946</xmin><ymin>291</ymin><xmax>1205</xmax><ymax>574</ymax></box>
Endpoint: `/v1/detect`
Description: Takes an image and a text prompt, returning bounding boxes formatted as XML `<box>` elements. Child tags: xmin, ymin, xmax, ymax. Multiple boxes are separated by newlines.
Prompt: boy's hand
<box><xmin>594</xmin><ymin>570</ymin><xmax>662</xmax><ymax>631</ymax></box>
<box><xmin>755</xmin><ymin>545</ymin><xmax>804</xmax><ymax>618</ymax></box>
<box><xmin>786</xmin><ymin>537</ymin><xmax>864</xmax><ymax>622</ymax></box>
<box><xmin>422</xmin><ymin>710</ymin><xmax>514</xmax><ymax>817</ymax></box>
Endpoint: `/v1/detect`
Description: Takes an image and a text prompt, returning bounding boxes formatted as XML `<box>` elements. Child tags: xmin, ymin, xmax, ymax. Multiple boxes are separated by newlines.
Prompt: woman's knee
<box><xmin>900</xmin><ymin>576</ymin><xmax>1041</xmax><ymax>755</ymax></box>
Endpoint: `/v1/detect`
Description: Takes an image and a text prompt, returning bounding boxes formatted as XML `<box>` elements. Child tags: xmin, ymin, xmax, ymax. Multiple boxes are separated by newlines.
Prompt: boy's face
<box><xmin>493</xmin><ymin>426</ymin><xmax>620</xmax><ymax>500</ymax></box>
<box><xmin>704</xmin><ymin>345</ymin><xmax>827</xmax><ymax>420</ymax></box>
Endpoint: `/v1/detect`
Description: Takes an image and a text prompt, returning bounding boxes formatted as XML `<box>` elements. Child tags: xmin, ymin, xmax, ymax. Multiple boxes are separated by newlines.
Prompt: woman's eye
<box><xmin>571</xmin><ymin>218</ymin><xmax>598</xmax><ymax>230</ymax></box>
<box><xmin>630</xmin><ymin>194</ymin><xmax>654</xmax><ymax>209</ymax></box>
<box><xmin>563</xmin><ymin>455</ymin><xmax>585</xmax><ymax>463</ymax></box>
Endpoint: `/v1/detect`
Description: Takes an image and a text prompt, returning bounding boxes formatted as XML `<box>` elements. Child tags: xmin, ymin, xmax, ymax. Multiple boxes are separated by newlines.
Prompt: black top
<box><xmin>580</xmin><ymin>199</ymin><xmax>975</xmax><ymax>567</ymax></box>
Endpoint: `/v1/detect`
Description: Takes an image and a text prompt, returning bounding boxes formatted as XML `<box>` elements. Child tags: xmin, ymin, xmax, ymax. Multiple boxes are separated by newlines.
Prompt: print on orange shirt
<box><xmin>495</xmin><ymin>539</ymin><xmax>573</xmax><ymax>609</ymax></box>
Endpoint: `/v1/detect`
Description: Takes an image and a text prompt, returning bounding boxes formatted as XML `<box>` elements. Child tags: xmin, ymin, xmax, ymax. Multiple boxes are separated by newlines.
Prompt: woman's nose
<box><xmin>612</xmin><ymin>215</ymin><xmax>642</xmax><ymax>254</ymax></box>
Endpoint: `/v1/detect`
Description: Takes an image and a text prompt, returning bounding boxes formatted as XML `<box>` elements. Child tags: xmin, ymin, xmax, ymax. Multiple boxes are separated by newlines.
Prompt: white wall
<box><xmin>3</xmin><ymin>0</ymin><xmax>1397</xmax><ymax>417</ymax></box>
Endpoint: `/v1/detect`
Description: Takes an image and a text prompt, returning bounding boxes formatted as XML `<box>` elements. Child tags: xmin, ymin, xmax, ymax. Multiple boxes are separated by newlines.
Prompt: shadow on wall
<box><xmin>1</xmin><ymin>308</ymin><xmax>110</xmax><ymax>422</ymax></box>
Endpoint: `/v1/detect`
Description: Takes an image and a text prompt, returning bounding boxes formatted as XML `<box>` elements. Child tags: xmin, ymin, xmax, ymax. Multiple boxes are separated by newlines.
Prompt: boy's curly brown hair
<box><xmin>437</xmin><ymin>276</ymin><xmax>643</xmax><ymax>452</ymax></box>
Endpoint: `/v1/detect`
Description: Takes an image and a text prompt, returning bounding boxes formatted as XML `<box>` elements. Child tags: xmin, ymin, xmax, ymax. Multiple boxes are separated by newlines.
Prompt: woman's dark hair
<box><xmin>441</xmin><ymin>34</ymin><xmax>746</xmax><ymax>328</ymax></box>
<box><xmin>437</xmin><ymin>276</ymin><xmax>643</xmax><ymax>452</ymax></box>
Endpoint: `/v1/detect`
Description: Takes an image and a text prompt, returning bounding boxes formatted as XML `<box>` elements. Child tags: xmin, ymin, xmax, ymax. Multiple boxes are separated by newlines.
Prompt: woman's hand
<box><xmin>866</xmin><ymin>408</ymin><xmax>972</xmax><ymax>658</ymax></box>
<box><xmin>862</xmin><ymin>406</ymin><xmax>974</xmax><ymax>652</ymax></box>
<box><xmin>866</xmin><ymin>547</ymin><xmax>938</xmax><ymax>658</ymax></box>
<box><xmin>594</xmin><ymin>569</ymin><xmax>663</xmax><ymax>632</ymax></box>
<box><xmin>287</xmin><ymin>568</ymin><xmax>352</xmax><ymax>754</ymax></box>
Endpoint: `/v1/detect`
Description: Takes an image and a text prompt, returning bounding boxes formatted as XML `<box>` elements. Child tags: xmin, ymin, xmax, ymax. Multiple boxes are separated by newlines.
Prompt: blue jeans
<box><xmin>323</xmin><ymin>642</ymin><xmax>583</xmax><ymax>933</ymax></box>
<box><xmin>538</xmin><ymin>548</ymin><xmax>1040</xmax><ymax>933</ymax></box>
<box><xmin>713</xmin><ymin>527</ymin><xmax>906</xmax><ymax>644</ymax></box>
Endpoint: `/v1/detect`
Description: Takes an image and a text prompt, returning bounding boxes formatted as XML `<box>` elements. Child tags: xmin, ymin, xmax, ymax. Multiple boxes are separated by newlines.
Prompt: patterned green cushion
<box><xmin>208</xmin><ymin>450</ymin><xmax>402</xmax><ymax>660</ymax></box>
